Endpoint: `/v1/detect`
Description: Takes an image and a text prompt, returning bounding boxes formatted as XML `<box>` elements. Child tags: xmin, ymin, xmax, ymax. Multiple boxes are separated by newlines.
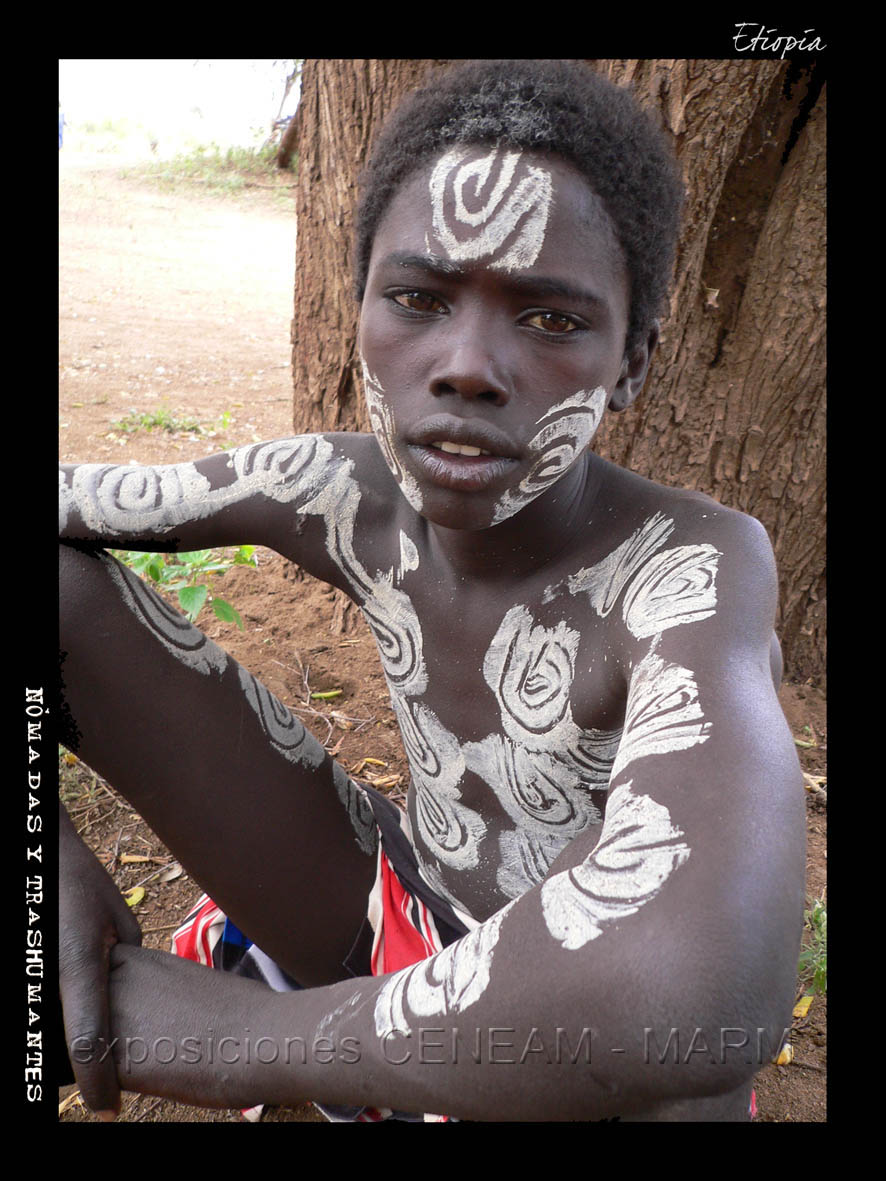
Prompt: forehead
<box><xmin>369</xmin><ymin>146</ymin><xmax>628</xmax><ymax>300</ymax></box>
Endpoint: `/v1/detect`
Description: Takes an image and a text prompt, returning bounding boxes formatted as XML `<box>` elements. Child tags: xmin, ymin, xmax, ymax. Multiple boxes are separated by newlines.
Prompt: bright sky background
<box><xmin>59</xmin><ymin>59</ymin><xmax>299</xmax><ymax>152</ymax></box>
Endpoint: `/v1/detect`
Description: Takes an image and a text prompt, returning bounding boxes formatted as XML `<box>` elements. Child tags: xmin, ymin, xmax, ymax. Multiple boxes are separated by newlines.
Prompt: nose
<box><xmin>429</xmin><ymin>320</ymin><xmax>511</xmax><ymax>407</ymax></box>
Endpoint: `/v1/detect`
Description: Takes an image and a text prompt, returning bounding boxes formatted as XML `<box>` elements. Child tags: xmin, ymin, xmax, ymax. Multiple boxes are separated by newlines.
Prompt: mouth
<box><xmin>405</xmin><ymin>417</ymin><xmax>520</xmax><ymax>493</ymax></box>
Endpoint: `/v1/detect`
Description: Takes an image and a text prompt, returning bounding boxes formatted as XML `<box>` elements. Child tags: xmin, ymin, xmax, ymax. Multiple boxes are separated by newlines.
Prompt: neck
<box><xmin>423</xmin><ymin>452</ymin><xmax>602</xmax><ymax>582</ymax></box>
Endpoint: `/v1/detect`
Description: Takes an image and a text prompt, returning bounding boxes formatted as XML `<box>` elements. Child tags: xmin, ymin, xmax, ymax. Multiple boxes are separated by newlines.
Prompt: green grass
<box><xmin>797</xmin><ymin>895</ymin><xmax>827</xmax><ymax>995</ymax></box>
<box><xmin>125</xmin><ymin>142</ymin><xmax>297</xmax><ymax>196</ymax></box>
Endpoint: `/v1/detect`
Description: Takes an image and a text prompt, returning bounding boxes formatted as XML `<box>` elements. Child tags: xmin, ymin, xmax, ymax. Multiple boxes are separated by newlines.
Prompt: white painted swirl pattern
<box><xmin>491</xmin><ymin>388</ymin><xmax>607</xmax><ymax>524</ymax></box>
<box><xmin>541</xmin><ymin>780</ymin><xmax>691</xmax><ymax>949</ymax></box>
<box><xmin>621</xmin><ymin>543</ymin><xmax>721</xmax><ymax>639</ymax></box>
<box><xmin>374</xmin><ymin>900</ymin><xmax>515</xmax><ymax>1037</ymax></box>
<box><xmin>429</xmin><ymin>147</ymin><xmax>553</xmax><ymax>272</ymax></box>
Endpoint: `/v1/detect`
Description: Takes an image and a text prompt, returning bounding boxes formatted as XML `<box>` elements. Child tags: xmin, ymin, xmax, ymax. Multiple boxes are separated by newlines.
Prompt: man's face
<box><xmin>358</xmin><ymin>146</ymin><xmax>632</xmax><ymax>531</ymax></box>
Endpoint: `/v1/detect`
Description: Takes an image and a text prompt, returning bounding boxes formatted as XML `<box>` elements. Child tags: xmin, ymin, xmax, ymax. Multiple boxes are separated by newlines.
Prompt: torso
<box><xmin>289</xmin><ymin>433</ymin><xmax>728</xmax><ymax>923</ymax></box>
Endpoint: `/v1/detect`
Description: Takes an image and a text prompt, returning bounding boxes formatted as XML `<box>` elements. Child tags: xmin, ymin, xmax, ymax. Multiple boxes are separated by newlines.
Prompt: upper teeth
<box><xmin>433</xmin><ymin>441</ymin><xmax>490</xmax><ymax>456</ymax></box>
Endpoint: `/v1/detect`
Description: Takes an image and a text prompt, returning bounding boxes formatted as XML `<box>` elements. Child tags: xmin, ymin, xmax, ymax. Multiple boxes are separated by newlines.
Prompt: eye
<box><xmin>523</xmin><ymin>311</ymin><xmax>581</xmax><ymax>335</ymax></box>
<box><xmin>391</xmin><ymin>290</ymin><xmax>447</xmax><ymax>315</ymax></box>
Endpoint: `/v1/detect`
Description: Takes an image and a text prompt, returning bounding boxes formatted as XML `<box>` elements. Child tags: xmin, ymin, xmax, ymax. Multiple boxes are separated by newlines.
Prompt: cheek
<box><xmin>530</xmin><ymin>387</ymin><xmax>608</xmax><ymax>459</ymax></box>
<box><xmin>489</xmin><ymin>387</ymin><xmax>607</xmax><ymax>525</ymax></box>
<box><xmin>361</xmin><ymin>361</ymin><xmax>397</xmax><ymax>458</ymax></box>
<box><xmin>361</xmin><ymin>361</ymin><xmax>425</xmax><ymax>513</ymax></box>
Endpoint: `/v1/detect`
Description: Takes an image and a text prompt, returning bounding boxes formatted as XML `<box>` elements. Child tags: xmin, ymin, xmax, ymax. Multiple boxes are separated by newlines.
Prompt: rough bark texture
<box><xmin>290</xmin><ymin>59</ymin><xmax>826</xmax><ymax>684</ymax></box>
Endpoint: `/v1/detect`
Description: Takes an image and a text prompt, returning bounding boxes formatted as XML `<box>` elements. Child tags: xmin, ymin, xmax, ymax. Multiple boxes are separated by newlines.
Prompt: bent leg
<box><xmin>59</xmin><ymin>542</ymin><xmax>377</xmax><ymax>988</ymax></box>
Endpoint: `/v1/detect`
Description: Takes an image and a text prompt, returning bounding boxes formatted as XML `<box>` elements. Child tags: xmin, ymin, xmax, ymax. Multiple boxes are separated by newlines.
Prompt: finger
<box><xmin>59</xmin><ymin>951</ymin><xmax>121</xmax><ymax>1116</ymax></box>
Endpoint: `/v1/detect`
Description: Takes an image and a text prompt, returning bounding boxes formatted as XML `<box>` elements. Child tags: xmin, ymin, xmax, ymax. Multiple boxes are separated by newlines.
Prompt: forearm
<box><xmin>59</xmin><ymin>454</ymin><xmax>247</xmax><ymax>550</ymax></box>
<box><xmin>58</xmin><ymin>435</ymin><xmax>344</xmax><ymax>551</ymax></box>
<box><xmin>108</xmin><ymin>894</ymin><xmax>762</xmax><ymax>1122</ymax></box>
<box><xmin>253</xmin><ymin>920</ymin><xmax>766</xmax><ymax>1120</ymax></box>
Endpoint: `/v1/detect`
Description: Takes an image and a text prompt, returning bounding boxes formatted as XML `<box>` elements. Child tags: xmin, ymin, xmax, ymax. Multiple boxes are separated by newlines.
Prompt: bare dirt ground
<box><xmin>58</xmin><ymin>149</ymin><xmax>826</xmax><ymax>1123</ymax></box>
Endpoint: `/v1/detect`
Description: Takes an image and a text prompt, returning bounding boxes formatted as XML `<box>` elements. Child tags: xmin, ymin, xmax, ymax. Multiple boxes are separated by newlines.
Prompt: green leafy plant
<box><xmin>111</xmin><ymin>546</ymin><xmax>258</xmax><ymax>630</ymax></box>
<box><xmin>797</xmin><ymin>895</ymin><xmax>827</xmax><ymax>995</ymax></box>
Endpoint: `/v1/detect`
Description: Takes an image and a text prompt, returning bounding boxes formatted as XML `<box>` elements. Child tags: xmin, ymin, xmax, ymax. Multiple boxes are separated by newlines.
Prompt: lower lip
<box><xmin>408</xmin><ymin>444</ymin><xmax>518</xmax><ymax>492</ymax></box>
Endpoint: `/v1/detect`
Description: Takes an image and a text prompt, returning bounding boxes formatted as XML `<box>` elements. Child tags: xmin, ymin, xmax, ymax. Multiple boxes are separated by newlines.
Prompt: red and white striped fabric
<box><xmin>369</xmin><ymin>848</ymin><xmax>448</xmax><ymax>975</ymax></box>
<box><xmin>171</xmin><ymin>894</ymin><xmax>226</xmax><ymax>966</ymax></box>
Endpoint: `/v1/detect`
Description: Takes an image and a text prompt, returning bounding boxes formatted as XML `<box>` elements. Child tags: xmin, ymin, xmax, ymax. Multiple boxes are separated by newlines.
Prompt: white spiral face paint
<box><xmin>429</xmin><ymin>147</ymin><xmax>553</xmax><ymax>272</ymax></box>
<box><xmin>362</xmin><ymin>362</ymin><xmax>423</xmax><ymax>513</ymax></box>
<box><xmin>374</xmin><ymin>900</ymin><xmax>515</xmax><ymax>1038</ymax></box>
<box><xmin>540</xmin><ymin>780</ymin><xmax>690</xmax><ymax>950</ymax></box>
<box><xmin>491</xmin><ymin>388</ymin><xmax>608</xmax><ymax>525</ymax></box>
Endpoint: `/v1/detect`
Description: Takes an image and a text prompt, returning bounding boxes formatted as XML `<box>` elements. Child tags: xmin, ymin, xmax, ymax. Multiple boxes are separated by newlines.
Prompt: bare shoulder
<box><xmin>580</xmin><ymin>460</ymin><xmax>779</xmax><ymax>675</ymax></box>
<box><xmin>598</xmin><ymin>460</ymin><xmax>776</xmax><ymax>594</ymax></box>
<box><xmin>600</xmin><ymin>458</ymin><xmax>771</xmax><ymax>545</ymax></box>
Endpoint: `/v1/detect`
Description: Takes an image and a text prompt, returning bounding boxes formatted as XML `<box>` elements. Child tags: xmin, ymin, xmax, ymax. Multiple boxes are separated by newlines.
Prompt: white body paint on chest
<box><xmin>462</xmin><ymin>603</ymin><xmax>618</xmax><ymax>898</ymax></box>
<box><xmin>429</xmin><ymin>147</ymin><xmax>553</xmax><ymax>272</ymax></box>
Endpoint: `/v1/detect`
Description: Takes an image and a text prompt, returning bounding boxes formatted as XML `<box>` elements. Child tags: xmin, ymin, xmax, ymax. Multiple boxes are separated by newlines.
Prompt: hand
<box><xmin>59</xmin><ymin>803</ymin><xmax>142</xmax><ymax>1118</ymax></box>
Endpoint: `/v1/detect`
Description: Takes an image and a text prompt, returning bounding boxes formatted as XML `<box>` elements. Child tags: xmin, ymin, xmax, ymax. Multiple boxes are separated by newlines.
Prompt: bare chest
<box><xmin>361</xmin><ymin>572</ymin><xmax>625</xmax><ymax>919</ymax></box>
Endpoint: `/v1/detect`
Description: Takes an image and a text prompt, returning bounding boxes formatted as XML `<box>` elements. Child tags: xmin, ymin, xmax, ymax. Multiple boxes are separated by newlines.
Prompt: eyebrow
<box><xmin>384</xmin><ymin>251</ymin><xmax>609</xmax><ymax>312</ymax></box>
<box><xmin>387</xmin><ymin>251</ymin><xmax>467</xmax><ymax>277</ymax></box>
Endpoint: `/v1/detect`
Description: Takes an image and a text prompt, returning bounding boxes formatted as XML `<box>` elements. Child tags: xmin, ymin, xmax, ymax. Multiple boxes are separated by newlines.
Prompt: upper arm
<box><xmin>544</xmin><ymin>506</ymin><xmax>805</xmax><ymax>1054</ymax></box>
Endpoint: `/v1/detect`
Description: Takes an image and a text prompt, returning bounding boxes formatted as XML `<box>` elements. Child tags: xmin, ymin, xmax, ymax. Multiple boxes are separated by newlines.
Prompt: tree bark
<box><xmin>290</xmin><ymin>59</ymin><xmax>826</xmax><ymax>684</ymax></box>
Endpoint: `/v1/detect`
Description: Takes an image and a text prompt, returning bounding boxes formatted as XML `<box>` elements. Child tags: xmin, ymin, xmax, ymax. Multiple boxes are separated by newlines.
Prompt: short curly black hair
<box><xmin>354</xmin><ymin>59</ymin><xmax>685</xmax><ymax>352</ymax></box>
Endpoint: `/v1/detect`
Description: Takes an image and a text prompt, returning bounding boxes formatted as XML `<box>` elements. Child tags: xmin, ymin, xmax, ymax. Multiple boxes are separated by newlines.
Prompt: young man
<box><xmin>59</xmin><ymin>60</ymin><xmax>806</xmax><ymax>1122</ymax></box>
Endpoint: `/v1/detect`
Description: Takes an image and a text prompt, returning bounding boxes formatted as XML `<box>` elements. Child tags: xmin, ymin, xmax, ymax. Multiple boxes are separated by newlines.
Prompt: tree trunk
<box><xmin>290</xmin><ymin>59</ymin><xmax>826</xmax><ymax>685</ymax></box>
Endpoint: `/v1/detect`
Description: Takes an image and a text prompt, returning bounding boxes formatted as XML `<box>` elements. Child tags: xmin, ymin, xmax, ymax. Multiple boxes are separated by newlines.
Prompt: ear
<box><xmin>608</xmin><ymin>321</ymin><xmax>660</xmax><ymax>413</ymax></box>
